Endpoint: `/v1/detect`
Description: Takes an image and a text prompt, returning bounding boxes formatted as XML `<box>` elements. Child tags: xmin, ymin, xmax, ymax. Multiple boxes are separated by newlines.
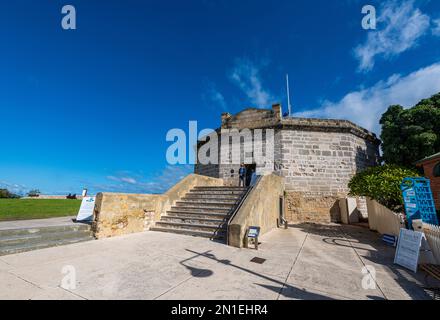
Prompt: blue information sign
<box><xmin>401</xmin><ymin>177</ymin><xmax>439</xmax><ymax>228</ymax></box>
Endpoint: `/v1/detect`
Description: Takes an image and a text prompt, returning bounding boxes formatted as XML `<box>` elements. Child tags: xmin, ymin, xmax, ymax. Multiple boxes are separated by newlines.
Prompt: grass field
<box><xmin>0</xmin><ymin>199</ymin><xmax>82</xmax><ymax>221</ymax></box>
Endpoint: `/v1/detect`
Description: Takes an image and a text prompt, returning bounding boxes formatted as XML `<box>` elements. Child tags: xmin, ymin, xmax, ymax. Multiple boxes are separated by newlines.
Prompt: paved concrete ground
<box><xmin>0</xmin><ymin>216</ymin><xmax>78</xmax><ymax>230</ymax></box>
<box><xmin>0</xmin><ymin>223</ymin><xmax>438</xmax><ymax>300</ymax></box>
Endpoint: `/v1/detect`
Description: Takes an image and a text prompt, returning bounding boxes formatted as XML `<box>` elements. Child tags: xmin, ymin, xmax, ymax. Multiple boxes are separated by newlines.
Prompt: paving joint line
<box><xmin>277</xmin><ymin>232</ymin><xmax>309</xmax><ymax>300</ymax></box>
<box><xmin>153</xmin><ymin>270</ymin><xmax>208</xmax><ymax>300</ymax></box>
<box><xmin>7</xmin><ymin>270</ymin><xmax>43</xmax><ymax>290</ymax></box>
<box><xmin>58</xmin><ymin>286</ymin><xmax>89</xmax><ymax>300</ymax></box>
<box><xmin>339</xmin><ymin>226</ymin><xmax>387</xmax><ymax>300</ymax></box>
<box><xmin>0</xmin><ymin>257</ymin><xmax>12</xmax><ymax>266</ymax></box>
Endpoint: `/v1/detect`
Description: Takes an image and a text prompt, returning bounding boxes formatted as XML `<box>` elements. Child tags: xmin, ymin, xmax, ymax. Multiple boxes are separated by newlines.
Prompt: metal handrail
<box><xmin>226</xmin><ymin>175</ymin><xmax>262</xmax><ymax>246</ymax></box>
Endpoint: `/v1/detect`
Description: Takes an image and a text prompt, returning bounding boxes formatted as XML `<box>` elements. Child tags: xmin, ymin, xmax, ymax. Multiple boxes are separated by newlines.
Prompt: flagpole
<box><xmin>286</xmin><ymin>74</ymin><xmax>292</xmax><ymax>116</ymax></box>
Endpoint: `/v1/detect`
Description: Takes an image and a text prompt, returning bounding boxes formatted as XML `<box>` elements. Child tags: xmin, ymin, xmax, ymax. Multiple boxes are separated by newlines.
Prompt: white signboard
<box><xmin>394</xmin><ymin>228</ymin><xmax>423</xmax><ymax>272</ymax></box>
<box><xmin>76</xmin><ymin>196</ymin><xmax>96</xmax><ymax>222</ymax></box>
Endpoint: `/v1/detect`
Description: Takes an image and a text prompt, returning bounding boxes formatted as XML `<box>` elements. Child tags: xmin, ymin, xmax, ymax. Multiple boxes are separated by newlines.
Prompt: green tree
<box><xmin>0</xmin><ymin>189</ymin><xmax>11</xmax><ymax>198</ymax></box>
<box><xmin>348</xmin><ymin>165</ymin><xmax>420</xmax><ymax>212</ymax></box>
<box><xmin>0</xmin><ymin>189</ymin><xmax>20</xmax><ymax>199</ymax></box>
<box><xmin>380</xmin><ymin>92</ymin><xmax>440</xmax><ymax>167</ymax></box>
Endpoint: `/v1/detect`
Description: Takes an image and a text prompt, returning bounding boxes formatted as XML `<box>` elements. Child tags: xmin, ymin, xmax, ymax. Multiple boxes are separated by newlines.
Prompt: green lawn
<box><xmin>0</xmin><ymin>199</ymin><xmax>82</xmax><ymax>221</ymax></box>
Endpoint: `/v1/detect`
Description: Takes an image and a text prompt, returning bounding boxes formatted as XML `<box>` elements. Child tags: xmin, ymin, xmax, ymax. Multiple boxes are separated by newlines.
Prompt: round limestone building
<box><xmin>195</xmin><ymin>104</ymin><xmax>381</xmax><ymax>223</ymax></box>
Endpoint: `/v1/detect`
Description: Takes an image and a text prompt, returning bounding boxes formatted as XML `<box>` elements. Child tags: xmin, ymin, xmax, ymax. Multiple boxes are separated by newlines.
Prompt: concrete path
<box><xmin>0</xmin><ymin>216</ymin><xmax>78</xmax><ymax>231</ymax></box>
<box><xmin>0</xmin><ymin>223</ymin><xmax>437</xmax><ymax>300</ymax></box>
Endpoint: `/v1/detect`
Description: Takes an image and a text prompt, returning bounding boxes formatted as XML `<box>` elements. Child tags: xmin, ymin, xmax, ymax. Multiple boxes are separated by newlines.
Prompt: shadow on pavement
<box><xmin>289</xmin><ymin>222</ymin><xmax>435</xmax><ymax>300</ymax></box>
<box><xmin>181</xmin><ymin>249</ymin><xmax>341</xmax><ymax>300</ymax></box>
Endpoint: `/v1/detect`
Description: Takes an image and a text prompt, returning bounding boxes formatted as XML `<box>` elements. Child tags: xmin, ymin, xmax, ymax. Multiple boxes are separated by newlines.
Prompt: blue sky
<box><xmin>1</xmin><ymin>0</ymin><xmax>440</xmax><ymax>195</ymax></box>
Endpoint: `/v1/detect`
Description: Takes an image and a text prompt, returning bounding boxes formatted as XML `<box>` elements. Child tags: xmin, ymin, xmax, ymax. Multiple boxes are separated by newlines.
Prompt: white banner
<box><xmin>76</xmin><ymin>196</ymin><xmax>96</xmax><ymax>222</ymax></box>
<box><xmin>394</xmin><ymin>228</ymin><xmax>423</xmax><ymax>272</ymax></box>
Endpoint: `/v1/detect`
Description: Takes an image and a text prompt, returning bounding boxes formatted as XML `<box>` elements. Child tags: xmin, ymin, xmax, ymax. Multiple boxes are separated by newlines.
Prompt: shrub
<box><xmin>348</xmin><ymin>165</ymin><xmax>420</xmax><ymax>212</ymax></box>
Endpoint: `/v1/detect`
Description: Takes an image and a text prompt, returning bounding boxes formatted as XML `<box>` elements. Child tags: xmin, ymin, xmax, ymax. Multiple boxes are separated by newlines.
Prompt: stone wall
<box><xmin>285</xmin><ymin>192</ymin><xmax>341</xmax><ymax>223</ymax></box>
<box><xmin>195</xmin><ymin>106</ymin><xmax>281</xmax><ymax>186</ymax></box>
<box><xmin>93</xmin><ymin>193</ymin><xmax>166</xmax><ymax>238</ymax></box>
<box><xmin>194</xmin><ymin>163</ymin><xmax>220</xmax><ymax>179</ymax></box>
<box><xmin>228</xmin><ymin>173</ymin><xmax>284</xmax><ymax>248</ymax></box>
<box><xmin>220</xmin><ymin>107</ymin><xmax>280</xmax><ymax>130</ymax></box>
<box><xmin>215</xmin><ymin>129</ymin><xmax>279</xmax><ymax>186</ymax></box>
<box><xmin>279</xmin><ymin>129</ymin><xmax>379</xmax><ymax>223</ymax></box>
<box><xmin>93</xmin><ymin>174</ymin><xmax>224</xmax><ymax>238</ymax></box>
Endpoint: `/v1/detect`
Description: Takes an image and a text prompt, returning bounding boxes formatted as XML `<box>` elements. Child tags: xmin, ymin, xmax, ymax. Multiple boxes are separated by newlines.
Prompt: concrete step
<box><xmin>0</xmin><ymin>224</ymin><xmax>91</xmax><ymax>238</ymax></box>
<box><xmin>150</xmin><ymin>227</ymin><xmax>226</xmax><ymax>239</ymax></box>
<box><xmin>154</xmin><ymin>221</ymin><xmax>226</xmax><ymax>233</ymax></box>
<box><xmin>175</xmin><ymin>202</ymin><xmax>235</xmax><ymax>209</ymax></box>
<box><xmin>188</xmin><ymin>190</ymin><xmax>246</xmax><ymax>196</ymax></box>
<box><xmin>169</xmin><ymin>206</ymin><xmax>231</xmax><ymax>214</ymax></box>
<box><xmin>193</xmin><ymin>186</ymin><xmax>247</xmax><ymax>192</ymax></box>
<box><xmin>0</xmin><ymin>229</ymin><xmax>92</xmax><ymax>247</ymax></box>
<box><xmin>184</xmin><ymin>194</ymin><xmax>242</xmax><ymax>200</ymax></box>
<box><xmin>151</xmin><ymin>185</ymin><xmax>246</xmax><ymax>241</ymax></box>
<box><xmin>179</xmin><ymin>198</ymin><xmax>239</xmax><ymax>205</ymax></box>
<box><xmin>166</xmin><ymin>210</ymin><xmax>231</xmax><ymax>219</ymax></box>
<box><xmin>161</xmin><ymin>215</ymin><xmax>227</xmax><ymax>225</ymax></box>
<box><xmin>0</xmin><ymin>235</ymin><xmax>94</xmax><ymax>256</ymax></box>
<box><xmin>0</xmin><ymin>222</ymin><xmax>94</xmax><ymax>256</ymax></box>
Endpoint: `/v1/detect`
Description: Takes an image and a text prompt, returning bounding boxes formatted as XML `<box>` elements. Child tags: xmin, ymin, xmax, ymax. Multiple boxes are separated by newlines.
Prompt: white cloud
<box><xmin>100</xmin><ymin>165</ymin><xmax>193</xmax><ymax>194</ymax></box>
<box><xmin>229</xmin><ymin>58</ymin><xmax>274</xmax><ymax>108</ymax></box>
<box><xmin>433</xmin><ymin>18</ymin><xmax>440</xmax><ymax>36</ymax></box>
<box><xmin>354</xmin><ymin>0</ymin><xmax>430</xmax><ymax>72</ymax></box>
<box><xmin>203</xmin><ymin>82</ymin><xmax>227</xmax><ymax>111</ymax></box>
<box><xmin>0</xmin><ymin>181</ymin><xmax>29</xmax><ymax>196</ymax></box>
<box><xmin>144</xmin><ymin>165</ymin><xmax>193</xmax><ymax>193</ymax></box>
<box><xmin>120</xmin><ymin>177</ymin><xmax>137</xmax><ymax>184</ymax></box>
<box><xmin>107</xmin><ymin>175</ymin><xmax>137</xmax><ymax>185</ymax></box>
<box><xmin>295</xmin><ymin>62</ymin><xmax>440</xmax><ymax>134</ymax></box>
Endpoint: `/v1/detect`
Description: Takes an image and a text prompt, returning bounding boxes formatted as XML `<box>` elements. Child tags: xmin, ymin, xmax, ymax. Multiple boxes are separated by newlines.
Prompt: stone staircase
<box><xmin>0</xmin><ymin>223</ymin><xmax>94</xmax><ymax>256</ymax></box>
<box><xmin>151</xmin><ymin>186</ymin><xmax>248</xmax><ymax>241</ymax></box>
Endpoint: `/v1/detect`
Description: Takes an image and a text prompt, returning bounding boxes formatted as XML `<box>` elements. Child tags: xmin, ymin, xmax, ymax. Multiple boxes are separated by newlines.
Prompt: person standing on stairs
<box><xmin>238</xmin><ymin>163</ymin><xmax>247</xmax><ymax>187</ymax></box>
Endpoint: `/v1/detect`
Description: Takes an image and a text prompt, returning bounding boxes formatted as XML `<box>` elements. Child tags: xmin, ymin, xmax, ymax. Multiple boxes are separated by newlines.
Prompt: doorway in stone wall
<box><xmin>244</xmin><ymin>163</ymin><xmax>256</xmax><ymax>187</ymax></box>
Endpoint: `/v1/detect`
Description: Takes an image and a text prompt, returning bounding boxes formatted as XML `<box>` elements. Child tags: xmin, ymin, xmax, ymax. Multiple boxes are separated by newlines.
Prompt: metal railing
<box><xmin>226</xmin><ymin>175</ymin><xmax>262</xmax><ymax>246</ymax></box>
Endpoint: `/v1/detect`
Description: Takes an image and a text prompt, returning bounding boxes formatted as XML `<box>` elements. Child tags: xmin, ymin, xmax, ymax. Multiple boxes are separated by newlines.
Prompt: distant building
<box><xmin>195</xmin><ymin>104</ymin><xmax>381</xmax><ymax>223</ymax></box>
<box><xmin>416</xmin><ymin>152</ymin><xmax>440</xmax><ymax>210</ymax></box>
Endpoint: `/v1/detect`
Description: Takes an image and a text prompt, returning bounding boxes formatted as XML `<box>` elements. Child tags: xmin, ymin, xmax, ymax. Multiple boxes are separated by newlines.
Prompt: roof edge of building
<box><xmin>280</xmin><ymin>117</ymin><xmax>380</xmax><ymax>144</ymax></box>
<box><xmin>220</xmin><ymin>105</ymin><xmax>379</xmax><ymax>143</ymax></box>
<box><xmin>415</xmin><ymin>152</ymin><xmax>440</xmax><ymax>165</ymax></box>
